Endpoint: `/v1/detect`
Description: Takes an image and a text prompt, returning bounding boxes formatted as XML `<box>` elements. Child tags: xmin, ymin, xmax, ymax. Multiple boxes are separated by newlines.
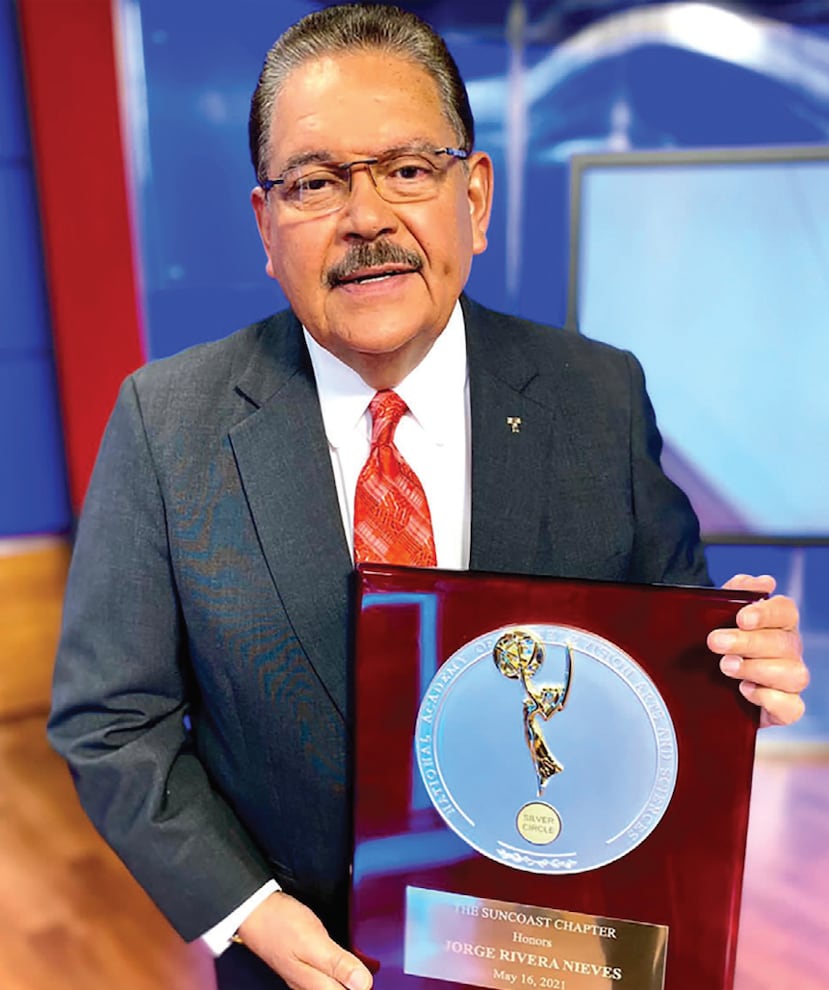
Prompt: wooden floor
<box><xmin>0</xmin><ymin>540</ymin><xmax>826</xmax><ymax>989</ymax></box>
<box><xmin>0</xmin><ymin>540</ymin><xmax>214</xmax><ymax>990</ymax></box>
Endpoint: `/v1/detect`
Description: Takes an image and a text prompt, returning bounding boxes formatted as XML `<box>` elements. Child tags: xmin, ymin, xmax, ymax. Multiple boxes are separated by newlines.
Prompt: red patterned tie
<box><xmin>353</xmin><ymin>390</ymin><xmax>437</xmax><ymax>567</ymax></box>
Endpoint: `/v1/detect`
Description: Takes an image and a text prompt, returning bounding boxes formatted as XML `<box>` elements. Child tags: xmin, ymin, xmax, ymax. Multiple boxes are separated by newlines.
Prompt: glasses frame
<box><xmin>260</xmin><ymin>147</ymin><xmax>469</xmax><ymax>209</ymax></box>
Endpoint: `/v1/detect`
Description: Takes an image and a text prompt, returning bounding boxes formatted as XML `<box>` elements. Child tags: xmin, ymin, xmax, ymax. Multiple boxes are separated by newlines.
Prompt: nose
<box><xmin>338</xmin><ymin>164</ymin><xmax>398</xmax><ymax>241</ymax></box>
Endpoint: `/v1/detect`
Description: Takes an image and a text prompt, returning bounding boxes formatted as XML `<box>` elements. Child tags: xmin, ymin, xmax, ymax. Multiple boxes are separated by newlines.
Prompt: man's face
<box><xmin>251</xmin><ymin>51</ymin><xmax>493</xmax><ymax>387</ymax></box>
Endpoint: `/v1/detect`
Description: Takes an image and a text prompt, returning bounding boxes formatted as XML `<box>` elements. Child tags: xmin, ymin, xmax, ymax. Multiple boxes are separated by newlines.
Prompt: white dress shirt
<box><xmin>306</xmin><ymin>299</ymin><xmax>471</xmax><ymax>569</ymax></box>
<box><xmin>202</xmin><ymin>301</ymin><xmax>471</xmax><ymax>953</ymax></box>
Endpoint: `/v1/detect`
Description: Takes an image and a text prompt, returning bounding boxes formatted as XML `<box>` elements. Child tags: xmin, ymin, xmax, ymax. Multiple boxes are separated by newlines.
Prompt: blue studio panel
<box><xmin>574</xmin><ymin>153</ymin><xmax>829</xmax><ymax>540</ymax></box>
<box><xmin>0</xmin><ymin>0</ymin><xmax>70</xmax><ymax>537</ymax></box>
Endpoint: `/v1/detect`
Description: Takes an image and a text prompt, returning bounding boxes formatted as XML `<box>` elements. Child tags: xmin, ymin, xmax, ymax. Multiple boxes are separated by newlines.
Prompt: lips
<box><xmin>334</xmin><ymin>265</ymin><xmax>418</xmax><ymax>286</ymax></box>
<box><xmin>325</xmin><ymin>241</ymin><xmax>424</xmax><ymax>289</ymax></box>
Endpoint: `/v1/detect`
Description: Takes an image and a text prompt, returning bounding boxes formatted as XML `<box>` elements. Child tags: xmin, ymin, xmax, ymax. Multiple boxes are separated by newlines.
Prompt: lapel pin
<box><xmin>506</xmin><ymin>416</ymin><xmax>522</xmax><ymax>434</ymax></box>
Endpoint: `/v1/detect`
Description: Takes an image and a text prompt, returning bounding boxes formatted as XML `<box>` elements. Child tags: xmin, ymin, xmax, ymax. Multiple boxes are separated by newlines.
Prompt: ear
<box><xmin>250</xmin><ymin>185</ymin><xmax>276</xmax><ymax>279</ymax></box>
<box><xmin>465</xmin><ymin>151</ymin><xmax>494</xmax><ymax>256</ymax></box>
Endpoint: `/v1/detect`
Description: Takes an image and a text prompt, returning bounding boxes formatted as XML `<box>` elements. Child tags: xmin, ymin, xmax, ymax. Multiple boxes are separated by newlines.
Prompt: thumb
<box><xmin>328</xmin><ymin>947</ymin><xmax>373</xmax><ymax>990</ymax></box>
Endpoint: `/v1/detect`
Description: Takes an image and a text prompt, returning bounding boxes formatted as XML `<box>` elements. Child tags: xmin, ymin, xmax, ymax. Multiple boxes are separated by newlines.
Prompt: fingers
<box><xmin>709</xmin><ymin>624</ymin><xmax>802</xmax><ymax>665</ymax></box>
<box><xmin>709</xmin><ymin>594</ymin><xmax>804</xmax><ymax>671</ymax></box>
<box><xmin>280</xmin><ymin>924</ymin><xmax>370</xmax><ymax>990</ymax></box>
<box><xmin>740</xmin><ymin>682</ymin><xmax>807</xmax><ymax>728</ymax></box>
<box><xmin>708</xmin><ymin>580</ymin><xmax>809</xmax><ymax>728</ymax></box>
<box><xmin>238</xmin><ymin>892</ymin><xmax>373</xmax><ymax>990</ymax></box>
<box><xmin>285</xmin><ymin>945</ymin><xmax>371</xmax><ymax>990</ymax></box>
<box><xmin>735</xmin><ymin>593</ymin><xmax>799</xmax><ymax>632</ymax></box>
<box><xmin>721</xmin><ymin>573</ymin><xmax>776</xmax><ymax>594</ymax></box>
<box><xmin>718</xmin><ymin>648</ymin><xmax>810</xmax><ymax>725</ymax></box>
<box><xmin>718</xmin><ymin>650</ymin><xmax>809</xmax><ymax>691</ymax></box>
<box><xmin>330</xmin><ymin>949</ymin><xmax>374</xmax><ymax>990</ymax></box>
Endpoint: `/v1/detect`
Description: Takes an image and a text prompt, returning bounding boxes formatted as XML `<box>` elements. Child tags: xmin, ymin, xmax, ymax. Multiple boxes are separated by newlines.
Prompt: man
<box><xmin>48</xmin><ymin>6</ymin><xmax>808</xmax><ymax>990</ymax></box>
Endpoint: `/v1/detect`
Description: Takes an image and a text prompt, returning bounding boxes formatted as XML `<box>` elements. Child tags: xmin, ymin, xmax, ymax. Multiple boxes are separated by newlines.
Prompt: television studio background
<box><xmin>1</xmin><ymin>1</ymin><xmax>826</xmax><ymax>987</ymax></box>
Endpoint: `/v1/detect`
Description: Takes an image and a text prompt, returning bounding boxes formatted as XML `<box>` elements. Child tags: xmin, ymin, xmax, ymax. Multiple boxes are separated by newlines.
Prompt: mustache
<box><xmin>325</xmin><ymin>241</ymin><xmax>423</xmax><ymax>288</ymax></box>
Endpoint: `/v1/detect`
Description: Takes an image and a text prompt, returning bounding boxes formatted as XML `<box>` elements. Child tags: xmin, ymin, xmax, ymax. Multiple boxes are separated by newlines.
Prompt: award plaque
<box><xmin>351</xmin><ymin>565</ymin><xmax>762</xmax><ymax>990</ymax></box>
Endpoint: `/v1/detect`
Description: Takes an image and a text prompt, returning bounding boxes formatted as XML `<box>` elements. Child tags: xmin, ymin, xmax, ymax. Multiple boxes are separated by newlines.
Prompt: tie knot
<box><xmin>369</xmin><ymin>390</ymin><xmax>408</xmax><ymax>447</ymax></box>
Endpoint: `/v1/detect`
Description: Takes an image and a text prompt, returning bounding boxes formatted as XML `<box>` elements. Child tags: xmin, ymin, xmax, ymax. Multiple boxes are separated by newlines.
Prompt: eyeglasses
<box><xmin>261</xmin><ymin>147</ymin><xmax>469</xmax><ymax>214</ymax></box>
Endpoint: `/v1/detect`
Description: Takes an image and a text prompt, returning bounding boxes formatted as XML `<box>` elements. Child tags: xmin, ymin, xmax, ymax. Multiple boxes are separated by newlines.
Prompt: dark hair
<box><xmin>248</xmin><ymin>3</ymin><xmax>475</xmax><ymax>183</ymax></box>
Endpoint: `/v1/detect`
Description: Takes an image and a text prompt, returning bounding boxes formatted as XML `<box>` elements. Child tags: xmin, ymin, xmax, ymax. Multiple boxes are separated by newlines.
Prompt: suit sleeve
<box><xmin>623</xmin><ymin>351</ymin><xmax>712</xmax><ymax>587</ymax></box>
<box><xmin>48</xmin><ymin>377</ymin><xmax>273</xmax><ymax>940</ymax></box>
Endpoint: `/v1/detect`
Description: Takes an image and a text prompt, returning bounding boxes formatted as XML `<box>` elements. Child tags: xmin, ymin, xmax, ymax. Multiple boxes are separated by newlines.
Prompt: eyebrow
<box><xmin>273</xmin><ymin>140</ymin><xmax>445</xmax><ymax>176</ymax></box>
<box><xmin>275</xmin><ymin>150</ymin><xmax>336</xmax><ymax>175</ymax></box>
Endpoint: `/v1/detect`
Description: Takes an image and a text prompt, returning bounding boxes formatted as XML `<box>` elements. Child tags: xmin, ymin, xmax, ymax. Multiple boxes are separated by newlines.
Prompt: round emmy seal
<box><xmin>414</xmin><ymin>624</ymin><xmax>678</xmax><ymax>874</ymax></box>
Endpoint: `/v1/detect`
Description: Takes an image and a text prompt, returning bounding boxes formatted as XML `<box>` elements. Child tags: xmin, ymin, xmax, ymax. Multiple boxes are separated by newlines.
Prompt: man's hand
<box><xmin>708</xmin><ymin>574</ymin><xmax>809</xmax><ymax>727</ymax></box>
<box><xmin>237</xmin><ymin>891</ymin><xmax>372</xmax><ymax>990</ymax></box>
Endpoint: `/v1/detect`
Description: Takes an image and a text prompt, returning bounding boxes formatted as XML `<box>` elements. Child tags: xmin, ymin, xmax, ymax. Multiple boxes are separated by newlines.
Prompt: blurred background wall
<box><xmin>0</xmin><ymin>0</ymin><xmax>69</xmax><ymax>535</ymax></box>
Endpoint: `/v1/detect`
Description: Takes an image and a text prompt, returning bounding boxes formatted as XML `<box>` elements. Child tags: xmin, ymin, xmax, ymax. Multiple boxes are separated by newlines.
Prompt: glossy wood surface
<box><xmin>0</xmin><ymin>542</ymin><xmax>825</xmax><ymax>989</ymax></box>
<box><xmin>354</xmin><ymin>566</ymin><xmax>763</xmax><ymax>990</ymax></box>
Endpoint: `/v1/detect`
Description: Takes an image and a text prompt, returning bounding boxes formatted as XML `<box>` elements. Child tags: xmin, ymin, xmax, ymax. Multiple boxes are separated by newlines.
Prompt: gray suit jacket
<box><xmin>48</xmin><ymin>297</ymin><xmax>708</xmax><ymax>943</ymax></box>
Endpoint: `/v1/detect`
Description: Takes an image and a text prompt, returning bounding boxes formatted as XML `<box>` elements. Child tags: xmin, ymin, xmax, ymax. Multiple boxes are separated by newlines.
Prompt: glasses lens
<box><xmin>276</xmin><ymin>151</ymin><xmax>456</xmax><ymax>211</ymax></box>
<box><xmin>377</xmin><ymin>154</ymin><xmax>447</xmax><ymax>202</ymax></box>
<box><xmin>282</xmin><ymin>167</ymin><xmax>348</xmax><ymax>211</ymax></box>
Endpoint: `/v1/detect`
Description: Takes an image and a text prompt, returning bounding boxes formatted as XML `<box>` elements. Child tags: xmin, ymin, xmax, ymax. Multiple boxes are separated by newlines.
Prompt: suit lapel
<box><xmin>228</xmin><ymin>313</ymin><xmax>352</xmax><ymax>719</ymax></box>
<box><xmin>465</xmin><ymin>298</ymin><xmax>559</xmax><ymax>575</ymax></box>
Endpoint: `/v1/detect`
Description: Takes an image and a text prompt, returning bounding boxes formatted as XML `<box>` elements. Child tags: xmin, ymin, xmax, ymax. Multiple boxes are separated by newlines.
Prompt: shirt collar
<box><xmin>304</xmin><ymin>300</ymin><xmax>467</xmax><ymax>449</ymax></box>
